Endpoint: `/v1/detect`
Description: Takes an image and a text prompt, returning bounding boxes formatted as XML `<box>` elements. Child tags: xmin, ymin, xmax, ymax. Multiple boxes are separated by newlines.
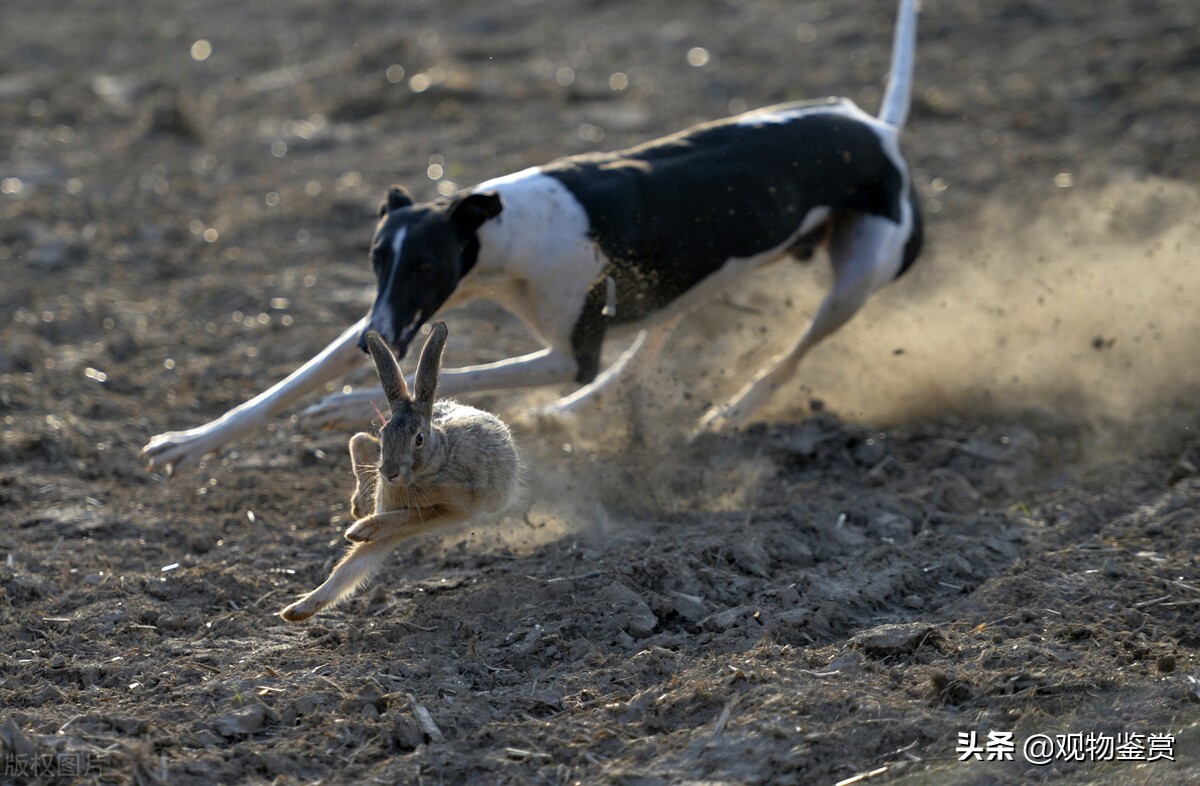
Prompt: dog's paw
<box><xmin>694</xmin><ymin>394</ymin><xmax>757</xmax><ymax>438</ymax></box>
<box><xmin>692</xmin><ymin>406</ymin><xmax>731</xmax><ymax>440</ymax></box>
<box><xmin>298</xmin><ymin>389</ymin><xmax>383</xmax><ymax>431</ymax></box>
<box><xmin>695</xmin><ymin>375</ymin><xmax>781</xmax><ymax>437</ymax></box>
<box><xmin>525</xmin><ymin>401</ymin><xmax>579</xmax><ymax>424</ymax></box>
<box><xmin>141</xmin><ymin>428</ymin><xmax>221</xmax><ymax>478</ymax></box>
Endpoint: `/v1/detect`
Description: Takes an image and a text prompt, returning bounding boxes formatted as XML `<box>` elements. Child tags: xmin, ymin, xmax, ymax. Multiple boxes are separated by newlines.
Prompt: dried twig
<box><xmin>835</xmin><ymin>765</ymin><xmax>889</xmax><ymax>786</ymax></box>
<box><xmin>713</xmin><ymin>703</ymin><xmax>732</xmax><ymax>736</ymax></box>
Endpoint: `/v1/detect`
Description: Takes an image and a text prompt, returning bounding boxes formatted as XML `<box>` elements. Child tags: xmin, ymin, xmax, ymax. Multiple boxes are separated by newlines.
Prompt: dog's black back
<box><xmin>542</xmin><ymin>99</ymin><xmax>909</xmax><ymax>325</ymax></box>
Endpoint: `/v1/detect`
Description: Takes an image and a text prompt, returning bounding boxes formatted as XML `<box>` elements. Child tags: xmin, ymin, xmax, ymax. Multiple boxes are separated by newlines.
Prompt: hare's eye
<box><xmin>413</xmin><ymin>433</ymin><xmax>425</xmax><ymax>448</ymax></box>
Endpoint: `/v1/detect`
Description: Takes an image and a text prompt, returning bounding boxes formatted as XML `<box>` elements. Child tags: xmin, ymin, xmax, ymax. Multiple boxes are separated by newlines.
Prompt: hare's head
<box><xmin>363</xmin><ymin>322</ymin><xmax>449</xmax><ymax>486</ymax></box>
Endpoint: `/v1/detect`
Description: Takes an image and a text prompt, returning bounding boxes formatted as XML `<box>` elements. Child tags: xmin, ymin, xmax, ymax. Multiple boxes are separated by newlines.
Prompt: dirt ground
<box><xmin>2</xmin><ymin>0</ymin><xmax>1199</xmax><ymax>783</ymax></box>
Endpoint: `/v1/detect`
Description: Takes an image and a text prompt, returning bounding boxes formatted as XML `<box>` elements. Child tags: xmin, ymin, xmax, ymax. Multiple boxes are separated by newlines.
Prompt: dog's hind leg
<box><xmin>697</xmin><ymin>212</ymin><xmax>909</xmax><ymax>432</ymax></box>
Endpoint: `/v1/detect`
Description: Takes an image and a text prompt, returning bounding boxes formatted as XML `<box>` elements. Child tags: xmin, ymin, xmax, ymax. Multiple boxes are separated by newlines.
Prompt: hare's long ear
<box><xmin>414</xmin><ymin>322</ymin><xmax>449</xmax><ymax>410</ymax></box>
<box><xmin>365</xmin><ymin>331</ymin><xmax>410</xmax><ymax>405</ymax></box>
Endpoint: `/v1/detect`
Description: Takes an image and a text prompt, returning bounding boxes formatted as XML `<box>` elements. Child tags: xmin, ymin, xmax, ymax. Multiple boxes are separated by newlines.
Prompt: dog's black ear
<box><xmin>378</xmin><ymin>185</ymin><xmax>414</xmax><ymax>217</ymax></box>
<box><xmin>449</xmin><ymin>191</ymin><xmax>503</xmax><ymax>234</ymax></box>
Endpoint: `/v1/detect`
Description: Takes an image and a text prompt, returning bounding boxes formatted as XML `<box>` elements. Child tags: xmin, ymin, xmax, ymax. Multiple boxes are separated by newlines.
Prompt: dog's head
<box><xmin>359</xmin><ymin>185</ymin><xmax>503</xmax><ymax>357</ymax></box>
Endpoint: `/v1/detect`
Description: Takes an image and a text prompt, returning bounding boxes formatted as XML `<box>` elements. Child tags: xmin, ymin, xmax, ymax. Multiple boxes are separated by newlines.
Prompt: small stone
<box><xmin>110</xmin><ymin>716</ymin><xmax>146</xmax><ymax>735</ymax></box>
<box><xmin>873</xmin><ymin>512</ymin><xmax>914</xmax><ymax>544</ymax></box>
<box><xmin>213</xmin><ymin>704</ymin><xmax>269</xmax><ymax>738</ymax></box>
<box><xmin>393</xmin><ymin>716</ymin><xmax>426</xmax><ymax>751</ymax></box>
<box><xmin>668</xmin><ymin>591</ymin><xmax>709</xmax><ymax>624</ymax></box>
<box><xmin>600</xmin><ymin>582</ymin><xmax>659</xmax><ymax>639</ymax></box>
<box><xmin>850</xmin><ymin>623</ymin><xmax>939</xmax><ymax>656</ymax></box>
<box><xmin>727</xmin><ymin>539</ymin><xmax>769</xmax><ymax>577</ymax></box>
<box><xmin>852</xmin><ymin>436</ymin><xmax>888</xmax><ymax>467</ymax></box>
<box><xmin>701</xmin><ymin>606</ymin><xmax>751</xmax><ymax>633</ymax></box>
<box><xmin>1157</xmin><ymin>653</ymin><xmax>1176</xmax><ymax>673</ymax></box>
<box><xmin>293</xmin><ymin>694</ymin><xmax>327</xmax><ymax>716</ymax></box>
<box><xmin>156</xmin><ymin>613</ymin><xmax>201</xmax><ymax>632</ymax></box>
<box><xmin>783</xmin><ymin>420</ymin><xmax>826</xmax><ymax>456</ymax></box>
<box><xmin>191</xmin><ymin>729</ymin><xmax>223</xmax><ymax>747</ymax></box>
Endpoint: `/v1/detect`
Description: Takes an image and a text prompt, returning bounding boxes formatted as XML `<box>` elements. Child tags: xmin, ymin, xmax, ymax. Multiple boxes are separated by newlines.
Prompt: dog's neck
<box><xmin>452</xmin><ymin>167</ymin><xmax>594</xmax><ymax>311</ymax></box>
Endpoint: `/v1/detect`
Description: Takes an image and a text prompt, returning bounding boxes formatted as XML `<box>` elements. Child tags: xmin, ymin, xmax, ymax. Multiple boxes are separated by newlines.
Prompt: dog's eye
<box><xmin>418</xmin><ymin>262</ymin><xmax>434</xmax><ymax>279</ymax></box>
<box><xmin>413</xmin><ymin>433</ymin><xmax>424</xmax><ymax>448</ymax></box>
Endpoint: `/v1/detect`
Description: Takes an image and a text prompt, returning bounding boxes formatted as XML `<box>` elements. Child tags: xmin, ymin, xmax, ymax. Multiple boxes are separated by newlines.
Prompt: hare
<box><xmin>280</xmin><ymin>322</ymin><xmax>519</xmax><ymax>622</ymax></box>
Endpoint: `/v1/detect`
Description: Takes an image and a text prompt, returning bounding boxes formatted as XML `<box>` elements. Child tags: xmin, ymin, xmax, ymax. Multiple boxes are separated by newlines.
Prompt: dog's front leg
<box><xmin>299</xmin><ymin>347</ymin><xmax>579</xmax><ymax>428</ymax></box>
<box><xmin>534</xmin><ymin>312</ymin><xmax>685</xmax><ymax>416</ymax></box>
<box><xmin>142</xmin><ymin>316</ymin><xmax>370</xmax><ymax>477</ymax></box>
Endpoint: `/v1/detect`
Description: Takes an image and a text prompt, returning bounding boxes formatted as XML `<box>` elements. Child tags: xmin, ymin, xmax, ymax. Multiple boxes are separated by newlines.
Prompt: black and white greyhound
<box><xmin>143</xmin><ymin>0</ymin><xmax>922</xmax><ymax>477</ymax></box>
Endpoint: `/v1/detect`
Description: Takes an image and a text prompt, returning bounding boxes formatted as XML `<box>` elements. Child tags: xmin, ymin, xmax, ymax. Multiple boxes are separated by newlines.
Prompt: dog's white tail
<box><xmin>878</xmin><ymin>0</ymin><xmax>920</xmax><ymax>129</ymax></box>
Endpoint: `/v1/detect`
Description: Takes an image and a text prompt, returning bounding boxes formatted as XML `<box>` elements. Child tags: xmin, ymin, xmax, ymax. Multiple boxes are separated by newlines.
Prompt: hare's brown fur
<box><xmin>281</xmin><ymin>323</ymin><xmax>519</xmax><ymax>622</ymax></box>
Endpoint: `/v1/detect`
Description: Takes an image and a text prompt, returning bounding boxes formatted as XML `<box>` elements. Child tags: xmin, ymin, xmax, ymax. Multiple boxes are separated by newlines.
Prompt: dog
<box><xmin>142</xmin><ymin>0</ymin><xmax>922</xmax><ymax>477</ymax></box>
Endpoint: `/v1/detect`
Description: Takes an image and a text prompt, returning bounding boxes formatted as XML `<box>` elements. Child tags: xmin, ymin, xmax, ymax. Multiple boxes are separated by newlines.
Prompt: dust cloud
<box><xmin>681</xmin><ymin>177</ymin><xmax>1198</xmax><ymax>447</ymax></box>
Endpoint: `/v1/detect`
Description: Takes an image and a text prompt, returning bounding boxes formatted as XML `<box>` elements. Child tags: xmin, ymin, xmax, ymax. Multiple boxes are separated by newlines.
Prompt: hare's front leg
<box><xmin>344</xmin><ymin>509</ymin><xmax>414</xmax><ymax>543</ymax></box>
<box><xmin>348</xmin><ymin>432</ymin><xmax>381</xmax><ymax>518</ymax></box>
<box><xmin>344</xmin><ymin>503</ymin><xmax>469</xmax><ymax>544</ymax></box>
<box><xmin>280</xmin><ymin>533</ymin><xmax>402</xmax><ymax>622</ymax></box>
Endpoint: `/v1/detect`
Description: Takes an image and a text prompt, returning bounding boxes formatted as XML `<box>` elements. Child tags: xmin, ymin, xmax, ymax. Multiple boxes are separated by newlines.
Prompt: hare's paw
<box><xmin>298</xmin><ymin>388</ymin><xmax>385</xmax><ymax>431</ymax></box>
<box><xmin>345</xmin><ymin>509</ymin><xmax>415</xmax><ymax>542</ymax></box>
<box><xmin>344</xmin><ymin>516</ymin><xmax>381</xmax><ymax>543</ymax></box>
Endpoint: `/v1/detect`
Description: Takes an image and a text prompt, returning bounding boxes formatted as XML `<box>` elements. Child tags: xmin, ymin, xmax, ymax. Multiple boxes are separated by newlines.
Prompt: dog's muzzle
<box><xmin>358</xmin><ymin>309</ymin><xmax>423</xmax><ymax>357</ymax></box>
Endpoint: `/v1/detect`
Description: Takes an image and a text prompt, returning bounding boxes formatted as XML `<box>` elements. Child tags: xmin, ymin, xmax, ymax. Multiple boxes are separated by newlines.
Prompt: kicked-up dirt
<box><xmin>2</xmin><ymin>0</ymin><xmax>1199</xmax><ymax>783</ymax></box>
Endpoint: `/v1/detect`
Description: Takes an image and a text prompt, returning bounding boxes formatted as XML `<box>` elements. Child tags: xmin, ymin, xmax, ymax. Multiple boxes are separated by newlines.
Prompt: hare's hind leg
<box><xmin>348</xmin><ymin>432</ymin><xmax>381</xmax><ymax>518</ymax></box>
